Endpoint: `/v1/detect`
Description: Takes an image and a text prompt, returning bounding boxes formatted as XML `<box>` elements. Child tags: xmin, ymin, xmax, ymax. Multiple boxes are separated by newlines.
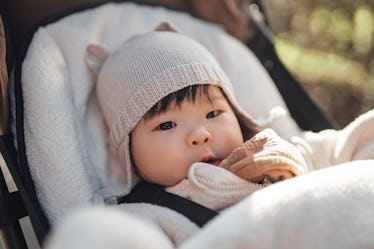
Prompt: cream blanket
<box><xmin>47</xmin><ymin>161</ymin><xmax>374</xmax><ymax>249</ymax></box>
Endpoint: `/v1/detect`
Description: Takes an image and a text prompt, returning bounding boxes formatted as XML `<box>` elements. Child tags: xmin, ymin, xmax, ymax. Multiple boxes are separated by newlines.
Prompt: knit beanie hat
<box><xmin>87</xmin><ymin>23</ymin><xmax>260</xmax><ymax>192</ymax></box>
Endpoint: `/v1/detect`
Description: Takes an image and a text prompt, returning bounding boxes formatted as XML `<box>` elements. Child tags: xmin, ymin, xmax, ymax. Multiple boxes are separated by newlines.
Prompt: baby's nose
<box><xmin>187</xmin><ymin>127</ymin><xmax>212</xmax><ymax>147</ymax></box>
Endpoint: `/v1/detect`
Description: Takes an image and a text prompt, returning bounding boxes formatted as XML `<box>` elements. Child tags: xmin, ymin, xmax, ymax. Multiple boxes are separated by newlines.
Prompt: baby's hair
<box><xmin>143</xmin><ymin>84</ymin><xmax>213</xmax><ymax>120</ymax></box>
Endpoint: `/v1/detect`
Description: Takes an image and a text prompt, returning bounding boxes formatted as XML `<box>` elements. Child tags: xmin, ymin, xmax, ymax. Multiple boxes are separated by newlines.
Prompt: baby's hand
<box><xmin>219</xmin><ymin>129</ymin><xmax>307</xmax><ymax>185</ymax></box>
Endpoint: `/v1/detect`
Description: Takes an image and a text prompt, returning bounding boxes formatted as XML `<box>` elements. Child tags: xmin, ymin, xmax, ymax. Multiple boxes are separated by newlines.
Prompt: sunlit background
<box><xmin>263</xmin><ymin>0</ymin><xmax>374</xmax><ymax>128</ymax></box>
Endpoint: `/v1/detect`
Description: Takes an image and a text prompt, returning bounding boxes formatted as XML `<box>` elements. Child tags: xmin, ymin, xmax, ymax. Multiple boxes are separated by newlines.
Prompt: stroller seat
<box><xmin>17</xmin><ymin>1</ymin><xmax>300</xmax><ymax>226</ymax></box>
<box><xmin>11</xmin><ymin>2</ymin><xmax>374</xmax><ymax>249</ymax></box>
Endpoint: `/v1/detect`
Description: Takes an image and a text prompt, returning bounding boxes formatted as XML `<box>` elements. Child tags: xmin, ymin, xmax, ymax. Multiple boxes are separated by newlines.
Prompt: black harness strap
<box><xmin>117</xmin><ymin>181</ymin><xmax>218</xmax><ymax>227</ymax></box>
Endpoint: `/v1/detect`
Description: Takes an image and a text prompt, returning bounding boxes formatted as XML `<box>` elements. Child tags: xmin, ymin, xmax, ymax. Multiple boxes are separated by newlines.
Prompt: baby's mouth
<box><xmin>200</xmin><ymin>156</ymin><xmax>221</xmax><ymax>166</ymax></box>
<box><xmin>206</xmin><ymin>159</ymin><xmax>221</xmax><ymax>166</ymax></box>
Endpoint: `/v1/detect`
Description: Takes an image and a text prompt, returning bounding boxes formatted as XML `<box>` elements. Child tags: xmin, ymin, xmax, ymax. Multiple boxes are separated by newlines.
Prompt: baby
<box><xmin>86</xmin><ymin>22</ymin><xmax>306</xmax><ymax>243</ymax></box>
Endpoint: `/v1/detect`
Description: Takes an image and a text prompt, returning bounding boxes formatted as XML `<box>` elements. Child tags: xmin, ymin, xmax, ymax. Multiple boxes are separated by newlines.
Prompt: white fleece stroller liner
<box><xmin>20</xmin><ymin>2</ymin><xmax>301</xmax><ymax>224</ymax></box>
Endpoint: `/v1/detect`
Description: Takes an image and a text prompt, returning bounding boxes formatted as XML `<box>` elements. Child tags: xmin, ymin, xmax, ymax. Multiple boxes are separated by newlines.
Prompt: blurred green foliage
<box><xmin>263</xmin><ymin>0</ymin><xmax>374</xmax><ymax>127</ymax></box>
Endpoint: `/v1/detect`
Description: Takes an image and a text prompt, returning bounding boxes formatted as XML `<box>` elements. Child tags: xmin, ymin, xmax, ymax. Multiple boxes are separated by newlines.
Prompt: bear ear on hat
<box><xmin>85</xmin><ymin>44</ymin><xmax>109</xmax><ymax>80</ymax></box>
<box><xmin>154</xmin><ymin>21</ymin><xmax>180</xmax><ymax>33</ymax></box>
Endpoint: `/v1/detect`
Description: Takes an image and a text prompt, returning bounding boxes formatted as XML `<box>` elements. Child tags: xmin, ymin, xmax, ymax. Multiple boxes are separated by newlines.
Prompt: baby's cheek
<box><xmin>224</xmin><ymin>133</ymin><xmax>243</xmax><ymax>156</ymax></box>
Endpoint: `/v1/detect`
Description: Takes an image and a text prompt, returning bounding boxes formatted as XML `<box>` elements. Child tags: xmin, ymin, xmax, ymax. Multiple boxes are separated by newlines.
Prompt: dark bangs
<box><xmin>144</xmin><ymin>84</ymin><xmax>211</xmax><ymax>120</ymax></box>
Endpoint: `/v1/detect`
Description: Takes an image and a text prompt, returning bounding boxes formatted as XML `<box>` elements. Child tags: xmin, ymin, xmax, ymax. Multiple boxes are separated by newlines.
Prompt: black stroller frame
<box><xmin>0</xmin><ymin>1</ymin><xmax>333</xmax><ymax>248</ymax></box>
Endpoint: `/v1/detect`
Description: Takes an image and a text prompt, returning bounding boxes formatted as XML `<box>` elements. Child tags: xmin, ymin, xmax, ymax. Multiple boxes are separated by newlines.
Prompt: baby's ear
<box><xmin>85</xmin><ymin>44</ymin><xmax>108</xmax><ymax>79</ymax></box>
<box><xmin>154</xmin><ymin>21</ymin><xmax>180</xmax><ymax>33</ymax></box>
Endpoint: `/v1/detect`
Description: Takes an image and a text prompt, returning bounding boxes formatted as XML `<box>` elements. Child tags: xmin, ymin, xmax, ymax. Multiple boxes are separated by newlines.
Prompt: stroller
<box><xmin>0</xmin><ymin>1</ymin><xmax>336</xmax><ymax>248</ymax></box>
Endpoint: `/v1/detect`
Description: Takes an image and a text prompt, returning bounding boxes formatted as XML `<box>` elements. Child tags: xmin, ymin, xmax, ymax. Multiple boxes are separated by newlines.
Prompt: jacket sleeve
<box><xmin>291</xmin><ymin>109</ymin><xmax>374</xmax><ymax>170</ymax></box>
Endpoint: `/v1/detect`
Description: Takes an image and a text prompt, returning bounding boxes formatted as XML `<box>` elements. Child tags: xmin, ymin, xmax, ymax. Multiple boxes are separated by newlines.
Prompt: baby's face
<box><xmin>130</xmin><ymin>86</ymin><xmax>244</xmax><ymax>186</ymax></box>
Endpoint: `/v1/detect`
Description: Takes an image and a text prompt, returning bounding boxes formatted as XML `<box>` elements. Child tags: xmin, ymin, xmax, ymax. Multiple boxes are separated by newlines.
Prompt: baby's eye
<box><xmin>158</xmin><ymin>121</ymin><xmax>176</xmax><ymax>130</ymax></box>
<box><xmin>206</xmin><ymin>110</ymin><xmax>220</xmax><ymax>119</ymax></box>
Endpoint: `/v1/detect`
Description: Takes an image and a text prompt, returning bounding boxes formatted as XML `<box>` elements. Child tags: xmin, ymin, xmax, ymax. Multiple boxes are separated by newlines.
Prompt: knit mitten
<box><xmin>219</xmin><ymin>129</ymin><xmax>307</xmax><ymax>185</ymax></box>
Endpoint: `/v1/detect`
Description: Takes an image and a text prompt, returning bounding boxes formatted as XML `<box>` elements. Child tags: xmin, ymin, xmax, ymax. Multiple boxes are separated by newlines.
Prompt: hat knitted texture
<box><xmin>96</xmin><ymin>31</ymin><xmax>258</xmax><ymax>191</ymax></box>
